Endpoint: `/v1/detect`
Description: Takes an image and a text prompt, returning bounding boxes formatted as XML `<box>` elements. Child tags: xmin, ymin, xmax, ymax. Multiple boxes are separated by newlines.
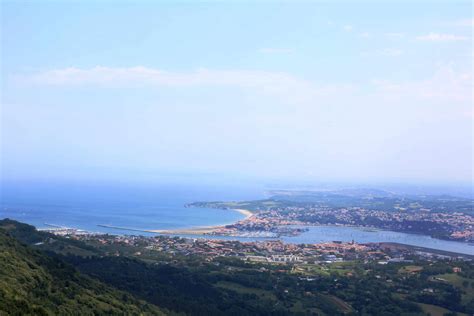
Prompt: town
<box><xmin>44</xmin><ymin>226</ymin><xmax>472</xmax><ymax>264</ymax></box>
<box><xmin>6</xmin><ymin>218</ymin><xmax>474</xmax><ymax>315</ymax></box>
<box><xmin>189</xmin><ymin>194</ymin><xmax>474</xmax><ymax>242</ymax></box>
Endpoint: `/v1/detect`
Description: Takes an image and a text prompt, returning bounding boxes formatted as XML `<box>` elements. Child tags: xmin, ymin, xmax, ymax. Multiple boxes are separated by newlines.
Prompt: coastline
<box><xmin>149</xmin><ymin>208</ymin><xmax>253</xmax><ymax>235</ymax></box>
<box><xmin>233</xmin><ymin>208</ymin><xmax>253</xmax><ymax>218</ymax></box>
<box><xmin>99</xmin><ymin>208</ymin><xmax>254</xmax><ymax>236</ymax></box>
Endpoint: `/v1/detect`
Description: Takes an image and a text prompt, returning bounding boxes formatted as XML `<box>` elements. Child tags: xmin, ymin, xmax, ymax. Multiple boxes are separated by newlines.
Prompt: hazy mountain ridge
<box><xmin>266</xmin><ymin>189</ymin><xmax>473</xmax><ymax>214</ymax></box>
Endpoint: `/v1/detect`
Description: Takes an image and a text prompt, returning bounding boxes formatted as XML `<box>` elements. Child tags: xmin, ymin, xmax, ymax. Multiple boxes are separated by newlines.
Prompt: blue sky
<box><xmin>1</xmin><ymin>1</ymin><xmax>472</xmax><ymax>185</ymax></box>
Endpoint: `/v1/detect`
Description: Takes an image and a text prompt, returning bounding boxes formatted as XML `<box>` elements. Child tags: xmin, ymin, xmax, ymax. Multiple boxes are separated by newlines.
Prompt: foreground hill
<box><xmin>0</xmin><ymin>228</ymin><xmax>167</xmax><ymax>315</ymax></box>
<box><xmin>1</xmin><ymin>219</ymin><xmax>472</xmax><ymax>315</ymax></box>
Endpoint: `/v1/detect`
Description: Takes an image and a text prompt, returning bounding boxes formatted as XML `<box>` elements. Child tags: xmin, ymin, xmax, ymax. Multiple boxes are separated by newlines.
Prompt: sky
<box><xmin>1</xmin><ymin>1</ymin><xmax>473</xmax><ymax>186</ymax></box>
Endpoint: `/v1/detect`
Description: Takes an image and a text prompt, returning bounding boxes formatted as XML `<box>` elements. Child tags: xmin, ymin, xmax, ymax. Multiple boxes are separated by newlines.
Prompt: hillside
<box><xmin>0</xmin><ymin>228</ymin><xmax>167</xmax><ymax>315</ymax></box>
<box><xmin>1</xmin><ymin>219</ymin><xmax>471</xmax><ymax>315</ymax></box>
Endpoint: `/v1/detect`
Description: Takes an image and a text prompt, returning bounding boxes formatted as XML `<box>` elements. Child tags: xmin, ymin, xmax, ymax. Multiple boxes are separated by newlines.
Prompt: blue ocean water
<box><xmin>0</xmin><ymin>180</ymin><xmax>264</xmax><ymax>235</ymax></box>
<box><xmin>1</xmin><ymin>180</ymin><xmax>472</xmax><ymax>255</ymax></box>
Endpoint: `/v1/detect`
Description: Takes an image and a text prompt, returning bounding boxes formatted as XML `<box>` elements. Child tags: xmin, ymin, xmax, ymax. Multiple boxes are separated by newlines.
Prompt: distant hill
<box><xmin>266</xmin><ymin>189</ymin><xmax>474</xmax><ymax>214</ymax></box>
<box><xmin>0</xmin><ymin>225</ymin><xmax>167</xmax><ymax>315</ymax></box>
<box><xmin>269</xmin><ymin>188</ymin><xmax>396</xmax><ymax>199</ymax></box>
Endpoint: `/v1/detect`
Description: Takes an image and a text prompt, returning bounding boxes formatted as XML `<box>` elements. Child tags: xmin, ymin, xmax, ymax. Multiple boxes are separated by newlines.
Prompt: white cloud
<box><xmin>371</xmin><ymin>65</ymin><xmax>472</xmax><ymax>102</ymax></box>
<box><xmin>377</xmin><ymin>48</ymin><xmax>404</xmax><ymax>56</ymax></box>
<box><xmin>453</xmin><ymin>19</ymin><xmax>474</xmax><ymax>27</ymax></box>
<box><xmin>362</xmin><ymin>48</ymin><xmax>404</xmax><ymax>57</ymax></box>
<box><xmin>385</xmin><ymin>32</ymin><xmax>405</xmax><ymax>38</ymax></box>
<box><xmin>416</xmin><ymin>33</ymin><xmax>469</xmax><ymax>42</ymax></box>
<box><xmin>258</xmin><ymin>48</ymin><xmax>294</xmax><ymax>54</ymax></box>
<box><xmin>16</xmin><ymin>66</ymin><xmax>354</xmax><ymax>105</ymax></box>
<box><xmin>15</xmin><ymin>65</ymin><xmax>471</xmax><ymax>104</ymax></box>
<box><xmin>17</xmin><ymin>66</ymin><xmax>299</xmax><ymax>90</ymax></box>
<box><xmin>358</xmin><ymin>32</ymin><xmax>370</xmax><ymax>38</ymax></box>
<box><xmin>343</xmin><ymin>25</ymin><xmax>353</xmax><ymax>32</ymax></box>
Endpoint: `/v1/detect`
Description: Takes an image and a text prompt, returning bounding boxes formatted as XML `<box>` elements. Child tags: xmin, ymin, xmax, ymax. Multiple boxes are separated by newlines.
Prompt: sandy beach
<box><xmin>233</xmin><ymin>208</ymin><xmax>253</xmax><ymax>218</ymax></box>
<box><xmin>149</xmin><ymin>208</ymin><xmax>253</xmax><ymax>235</ymax></box>
<box><xmin>99</xmin><ymin>208</ymin><xmax>254</xmax><ymax>235</ymax></box>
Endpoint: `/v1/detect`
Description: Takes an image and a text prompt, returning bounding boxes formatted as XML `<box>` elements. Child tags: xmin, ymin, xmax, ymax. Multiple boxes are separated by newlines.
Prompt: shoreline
<box><xmin>99</xmin><ymin>208</ymin><xmax>254</xmax><ymax>236</ymax></box>
<box><xmin>149</xmin><ymin>208</ymin><xmax>253</xmax><ymax>235</ymax></box>
<box><xmin>233</xmin><ymin>208</ymin><xmax>253</xmax><ymax>218</ymax></box>
<box><xmin>11</xmin><ymin>218</ymin><xmax>473</xmax><ymax>255</ymax></box>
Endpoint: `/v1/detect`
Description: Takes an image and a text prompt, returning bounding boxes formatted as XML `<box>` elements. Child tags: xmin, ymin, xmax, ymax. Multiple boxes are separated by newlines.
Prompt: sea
<box><xmin>1</xmin><ymin>180</ymin><xmax>472</xmax><ymax>255</ymax></box>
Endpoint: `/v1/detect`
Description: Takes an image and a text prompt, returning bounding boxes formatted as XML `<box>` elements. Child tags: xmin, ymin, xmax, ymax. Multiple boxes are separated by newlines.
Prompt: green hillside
<box><xmin>0</xmin><ymin>229</ymin><xmax>167</xmax><ymax>316</ymax></box>
<box><xmin>1</xmin><ymin>219</ymin><xmax>471</xmax><ymax>315</ymax></box>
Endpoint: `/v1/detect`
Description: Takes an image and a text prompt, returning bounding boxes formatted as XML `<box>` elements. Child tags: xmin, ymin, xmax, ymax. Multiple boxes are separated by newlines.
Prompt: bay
<box><xmin>1</xmin><ymin>181</ymin><xmax>472</xmax><ymax>255</ymax></box>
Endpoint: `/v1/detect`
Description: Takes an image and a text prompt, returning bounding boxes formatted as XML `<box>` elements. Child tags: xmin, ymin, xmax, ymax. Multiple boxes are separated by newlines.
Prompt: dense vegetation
<box><xmin>1</xmin><ymin>219</ymin><xmax>473</xmax><ymax>315</ymax></box>
<box><xmin>0</xmin><ymin>227</ymin><xmax>167</xmax><ymax>315</ymax></box>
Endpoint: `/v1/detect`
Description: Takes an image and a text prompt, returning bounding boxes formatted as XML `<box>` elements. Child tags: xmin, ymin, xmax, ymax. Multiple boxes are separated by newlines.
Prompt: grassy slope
<box><xmin>417</xmin><ymin>303</ymin><xmax>462</xmax><ymax>316</ymax></box>
<box><xmin>0</xmin><ymin>229</ymin><xmax>167</xmax><ymax>316</ymax></box>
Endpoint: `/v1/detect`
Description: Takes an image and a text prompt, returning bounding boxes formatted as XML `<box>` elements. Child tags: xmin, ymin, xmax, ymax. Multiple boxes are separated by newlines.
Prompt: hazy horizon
<box><xmin>1</xmin><ymin>1</ymin><xmax>473</xmax><ymax>186</ymax></box>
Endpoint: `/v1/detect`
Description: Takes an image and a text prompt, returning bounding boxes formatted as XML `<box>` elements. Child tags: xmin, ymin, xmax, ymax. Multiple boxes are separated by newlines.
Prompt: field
<box><xmin>215</xmin><ymin>281</ymin><xmax>276</xmax><ymax>300</ymax></box>
<box><xmin>398</xmin><ymin>265</ymin><xmax>423</xmax><ymax>274</ymax></box>
<box><xmin>434</xmin><ymin>273</ymin><xmax>474</xmax><ymax>303</ymax></box>
<box><xmin>417</xmin><ymin>303</ymin><xmax>455</xmax><ymax>316</ymax></box>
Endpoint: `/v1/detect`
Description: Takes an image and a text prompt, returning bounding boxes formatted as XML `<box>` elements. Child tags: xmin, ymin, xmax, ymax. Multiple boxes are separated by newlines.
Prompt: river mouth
<box><xmin>279</xmin><ymin>225</ymin><xmax>474</xmax><ymax>255</ymax></box>
<box><xmin>2</xmin><ymin>182</ymin><xmax>472</xmax><ymax>255</ymax></box>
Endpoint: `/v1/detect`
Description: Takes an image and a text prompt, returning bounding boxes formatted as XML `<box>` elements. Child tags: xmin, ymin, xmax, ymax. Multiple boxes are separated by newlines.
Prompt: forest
<box><xmin>1</xmin><ymin>219</ymin><xmax>473</xmax><ymax>316</ymax></box>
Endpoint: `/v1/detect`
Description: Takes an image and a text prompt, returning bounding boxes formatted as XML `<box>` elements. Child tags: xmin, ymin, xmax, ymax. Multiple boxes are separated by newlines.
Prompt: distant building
<box><xmin>323</xmin><ymin>254</ymin><xmax>342</xmax><ymax>262</ymax></box>
<box><xmin>388</xmin><ymin>258</ymin><xmax>414</xmax><ymax>263</ymax></box>
<box><xmin>271</xmin><ymin>255</ymin><xmax>301</xmax><ymax>263</ymax></box>
<box><xmin>246</xmin><ymin>255</ymin><xmax>268</xmax><ymax>262</ymax></box>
